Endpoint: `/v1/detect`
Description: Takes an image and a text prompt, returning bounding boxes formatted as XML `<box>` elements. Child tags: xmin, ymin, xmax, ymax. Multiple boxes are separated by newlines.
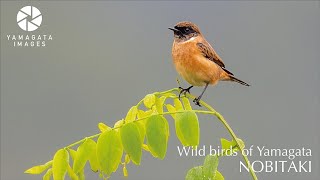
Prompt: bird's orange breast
<box><xmin>172</xmin><ymin>37</ymin><xmax>224</xmax><ymax>86</ymax></box>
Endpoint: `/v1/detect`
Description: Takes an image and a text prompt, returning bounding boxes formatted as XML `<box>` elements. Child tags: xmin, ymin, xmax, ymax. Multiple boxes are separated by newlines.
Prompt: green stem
<box><xmin>64</xmin><ymin>88</ymin><xmax>257</xmax><ymax>180</ymax></box>
<box><xmin>158</xmin><ymin>88</ymin><xmax>180</xmax><ymax>95</ymax></box>
<box><xmin>65</xmin><ymin>109</ymin><xmax>209</xmax><ymax>149</ymax></box>
<box><xmin>136</xmin><ymin>88</ymin><xmax>179</xmax><ymax>108</ymax></box>
<box><xmin>66</xmin><ymin>134</ymin><xmax>101</xmax><ymax>149</ymax></box>
<box><xmin>185</xmin><ymin>93</ymin><xmax>258</xmax><ymax>180</ymax></box>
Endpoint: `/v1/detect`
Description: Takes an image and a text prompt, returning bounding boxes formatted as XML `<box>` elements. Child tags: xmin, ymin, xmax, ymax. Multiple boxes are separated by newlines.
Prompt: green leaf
<box><xmin>151</xmin><ymin>105</ymin><xmax>158</xmax><ymax>114</ymax></box>
<box><xmin>98</xmin><ymin>122</ymin><xmax>111</xmax><ymax>132</ymax></box>
<box><xmin>175</xmin><ymin>111</ymin><xmax>199</xmax><ymax>146</ymax></box>
<box><xmin>97</xmin><ymin>130</ymin><xmax>123</xmax><ymax>175</ymax></box>
<box><xmin>143</xmin><ymin>94</ymin><xmax>156</xmax><ymax>108</ymax></box>
<box><xmin>220</xmin><ymin>138</ymin><xmax>236</xmax><ymax>156</ymax></box>
<box><xmin>214</xmin><ymin>171</ymin><xmax>224</xmax><ymax>180</ymax></box>
<box><xmin>155</xmin><ymin>96</ymin><xmax>167</xmax><ymax>113</ymax></box>
<box><xmin>120</xmin><ymin>123</ymin><xmax>143</xmax><ymax>165</ymax></box>
<box><xmin>137</xmin><ymin>110</ymin><xmax>152</xmax><ymax>119</ymax></box>
<box><xmin>43</xmin><ymin>168</ymin><xmax>52</xmax><ymax>180</ymax></box>
<box><xmin>25</xmin><ymin>161</ymin><xmax>52</xmax><ymax>174</ymax></box>
<box><xmin>136</xmin><ymin>121</ymin><xmax>146</xmax><ymax>141</ymax></box>
<box><xmin>220</xmin><ymin>138</ymin><xmax>244</xmax><ymax>156</ymax></box>
<box><xmin>165</xmin><ymin>104</ymin><xmax>176</xmax><ymax>119</ymax></box>
<box><xmin>67</xmin><ymin>164</ymin><xmax>79</xmax><ymax>180</ymax></box>
<box><xmin>142</xmin><ymin>144</ymin><xmax>150</xmax><ymax>152</ymax></box>
<box><xmin>135</xmin><ymin>110</ymin><xmax>148</xmax><ymax>141</ymax></box>
<box><xmin>185</xmin><ymin>166</ymin><xmax>204</xmax><ymax>180</ymax></box>
<box><xmin>185</xmin><ymin>156</ymin><xmax>222</xmax><ymax>180</ymax></box>
<box><xmin>88</xmin><ymin>140</ymin><xmax>100</xmax><ymax>172</ymax></box>
<box><xmin>123</xmin><ymin>166</ymin><xmax>128</xmax><ymax>177</ymax></box>
<box><xmin>125</xmin><ymin>154</ymin><xmax>131</xmax><ymax>164</ymax></box>
<box><xmin>52</xmin><ymin>148</ymin><xmax>69</xmax><ymax>180</ymax></box>
<box><xmin>68</xmin><ymin>148</ymin><xmax>77</xmax><ymax>161</ymax></box>
<box><xmin>145</xmin><ymin>115</ymin><xmax>169</xmax><ymax>159</ymax></box>
<box><xmin>181</xmin><ymin>97</ymin><xmax>192</xmax><ymax>111</ymax></box>
<box><xmin>125</xmin><ymin>106</ymin><xmax>138</xmax><ymax>123</ymax></box>
<box><xmin>203</xmin><ymin>155</ymin><xmax>219</xmax><ymax>179</ymax></box>
<box><xmin>73</xmin><ymin>139</ymin><xmax>96</xmax><ymax>173</ymax></box>
<box><xmin>78</xmin><ymin>168</ymin><xmax>85</xmax><ymax>180</ymax></box>
<box><xmin>221</xmin><ymin>138</ymin><xmax>234</xmax><ymax>149</ymax></box>
<box><xmin>174</xmin><ymin>98</ymin><xmax>184</xmax><ymax>111</ymax></box>
<box><xmin>114</xmin><ymin>119</ymin><xmax>124</xmax><ymax>129</ymax></box>
<box><xmin>164</xmin><ymin>115</ymin><xmax>170</xmax><ymax>138</ymax></box>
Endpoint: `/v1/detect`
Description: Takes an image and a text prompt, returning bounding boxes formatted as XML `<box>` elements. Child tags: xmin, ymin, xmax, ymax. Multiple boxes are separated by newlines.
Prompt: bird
<box><xmin>169</xmin><ymin>21</ymin><xmax>249</xmax><ymax>106</ymax></box>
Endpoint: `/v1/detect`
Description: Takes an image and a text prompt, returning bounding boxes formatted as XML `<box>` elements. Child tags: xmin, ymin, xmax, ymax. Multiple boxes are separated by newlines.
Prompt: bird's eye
<box><xmin>185</xmin><ymin>28</ymin><xmax>190</xmax><ymax>32</ymax></box>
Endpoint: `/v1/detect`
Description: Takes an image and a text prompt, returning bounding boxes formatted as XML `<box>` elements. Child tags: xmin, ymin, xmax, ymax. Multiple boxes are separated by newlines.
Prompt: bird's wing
<box><xmin>197</xmin><ymin>42</ymin><xmax>225</xmax><ymax>68</ymax></box>
<box><xmin>197</xmin><ymin>41</ymin><xmax>234</xmax><ymax>75</ymax></box>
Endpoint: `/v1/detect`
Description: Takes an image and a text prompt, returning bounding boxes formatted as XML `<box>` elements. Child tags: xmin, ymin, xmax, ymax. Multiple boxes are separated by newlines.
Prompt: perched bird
<box><xmin>169</xmin><ymin>21</ymin><xmax>249</xmax><ymax>106</ymax></box>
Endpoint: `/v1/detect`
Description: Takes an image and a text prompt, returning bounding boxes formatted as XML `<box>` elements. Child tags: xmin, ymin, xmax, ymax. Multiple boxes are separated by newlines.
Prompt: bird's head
<box><xmin>169</xmin><ymin>21</ymin><xmax>201</xmax><ymax>42</ymax></box>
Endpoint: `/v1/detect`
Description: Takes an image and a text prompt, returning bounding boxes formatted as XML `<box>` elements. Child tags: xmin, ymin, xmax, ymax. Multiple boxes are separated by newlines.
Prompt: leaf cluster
<box><xmin>186</xmin><ymin>155</ymin><xmax>223</xmax><ymax>180</ymax></box>
<box><xmin>25</xmin><ymin>91</ymin><xmax>201</xmax><ymax>179</ymax></box>
<box><xmin>25</xmin><ymin>88</ymin><xmax>257</xmax><ymax>180</ymax></box>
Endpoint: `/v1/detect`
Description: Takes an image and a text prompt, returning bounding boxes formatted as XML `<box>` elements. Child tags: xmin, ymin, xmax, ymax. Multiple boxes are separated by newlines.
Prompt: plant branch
<box><xmin>65</xmin><ymin>109</ymin><xmax>212</xmax><ymax>149</ymax></box>
<box><xmin>63</xmin><ymin>87</ymin><xmax>257</xmax><ymax>180</ymax></box>
<box><xmin>185</xmin><ymin>92</ymin><xmax>258</xmax><ymax>180</ymax></box>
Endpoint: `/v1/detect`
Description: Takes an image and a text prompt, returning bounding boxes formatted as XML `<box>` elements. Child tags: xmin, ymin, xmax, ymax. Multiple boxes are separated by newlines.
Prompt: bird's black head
<box><xmin>169</xmin><ymin>21</ymin><xmax>201</xmax><ymax>41</ymax></box>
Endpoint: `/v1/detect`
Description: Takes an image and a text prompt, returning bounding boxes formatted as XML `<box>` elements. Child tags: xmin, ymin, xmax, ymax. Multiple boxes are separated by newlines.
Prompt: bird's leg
<box><xmin>178</xmin><ymin>85</ymin><xmax>193</xmax><ymax>99</ymax></box>
<box><xmin>193</xmin><ymin>83</ymin><xmax>209</xmax><ymax>107</ymax></box>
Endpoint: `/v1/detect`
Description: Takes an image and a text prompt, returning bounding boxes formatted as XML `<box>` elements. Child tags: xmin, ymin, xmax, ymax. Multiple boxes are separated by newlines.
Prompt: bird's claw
<box><xmin>178</xmin><ymin>86</ymin><xmax>193</xmax><ymax>99</ymax></box>
<box><xmin>193</xmin><ymin>97</ymin><xmax>202</xmax><ymax>107</ymax></box>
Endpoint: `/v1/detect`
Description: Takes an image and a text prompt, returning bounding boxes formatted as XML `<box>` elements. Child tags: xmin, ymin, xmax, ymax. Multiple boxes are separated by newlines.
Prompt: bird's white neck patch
<box><xmin>187</xmin><ymin>37</ymin><xmax>196</xmax><ymax>42</ymax></box>
<box><xmin>182</xmin><ymin>36</ymin><xmax>196</xmax><ymax>43</ymax></box>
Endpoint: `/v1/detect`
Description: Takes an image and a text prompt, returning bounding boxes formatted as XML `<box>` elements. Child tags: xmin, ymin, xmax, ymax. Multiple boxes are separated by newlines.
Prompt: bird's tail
<box><xmin>229</xmin><ymin>76</ymin><xmax>250</xmax><ymax>86</ymax></box>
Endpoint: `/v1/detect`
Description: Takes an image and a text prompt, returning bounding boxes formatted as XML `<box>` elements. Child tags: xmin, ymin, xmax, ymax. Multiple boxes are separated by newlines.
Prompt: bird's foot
<box><xmin>178</xmin><ymin>86</ymin><xmax>193</xmax><ymax>99</ymax></box>
<box><xmin>193</xmin><ymin>97</ymin><xmax>202</xmax><ymax>107</ymax></box>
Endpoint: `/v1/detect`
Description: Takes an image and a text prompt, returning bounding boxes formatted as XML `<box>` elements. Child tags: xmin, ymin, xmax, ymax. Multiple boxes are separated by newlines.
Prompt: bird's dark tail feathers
<box><xmin>229</xmin><ymin>76</ymin><xmax>250</xmax><ymax>86</ymax></box>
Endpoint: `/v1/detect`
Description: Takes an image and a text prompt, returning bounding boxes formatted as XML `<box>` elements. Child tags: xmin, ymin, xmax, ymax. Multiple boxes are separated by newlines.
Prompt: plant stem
<box><xmin>63</xmin><ymin>88</ymin><xmax>257</xmax><ymax>180</ymax></box>
<box><xmin>66</xmin><ymin>134</ymin><xmax>100</xmax><ymax>149</ymax></box>
<box><xmin>65</xmin><ymin>109</ymin><xmax>209</xmax><ymax>149</ymax></box>
<box><xmin>185</xmin><ymin>93</ymin><xmax>258</xmax><ymax>180</ymax></box>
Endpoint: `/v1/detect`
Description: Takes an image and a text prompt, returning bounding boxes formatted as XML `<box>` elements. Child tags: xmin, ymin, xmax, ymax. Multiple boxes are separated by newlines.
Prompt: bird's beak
<box><xmin>168</xmin><ymin>27</ymin><xmax>180</xmax><ymax>34</ymax></box>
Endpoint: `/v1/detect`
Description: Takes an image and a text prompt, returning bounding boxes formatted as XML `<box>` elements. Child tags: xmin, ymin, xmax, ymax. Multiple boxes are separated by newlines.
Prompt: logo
<box><xmin>17</xmin><ymin>6</ymin><xmax>42</xmax><ymax>32</ymax></box>
<box><xmin>6</xmin><ymin>5</ymin><xmax>53</xmax><ymax>47</ymax></box>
